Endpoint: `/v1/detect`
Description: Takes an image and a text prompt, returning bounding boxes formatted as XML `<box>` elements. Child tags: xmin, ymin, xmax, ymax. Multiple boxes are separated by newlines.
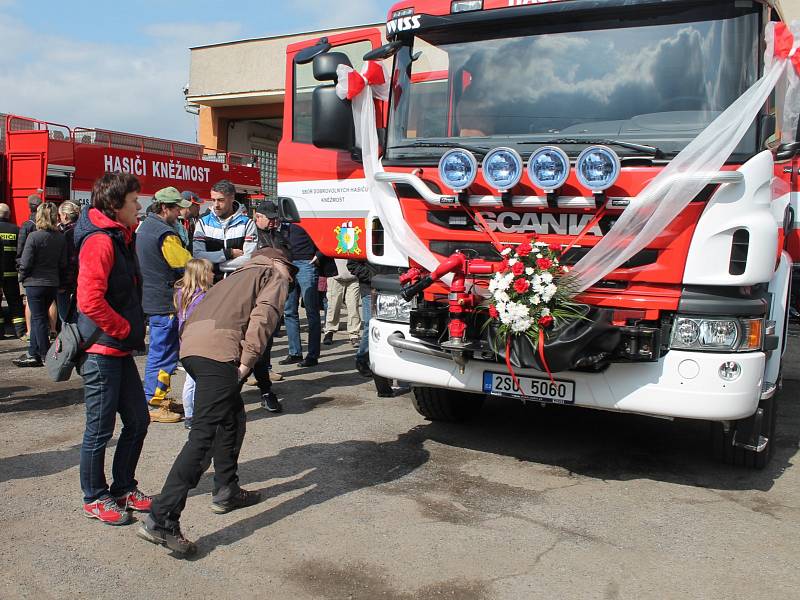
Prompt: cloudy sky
<box><xmin>0</xmin><ymin>0</ymin><xmax>389</xmax><ymax>142</ymax></box>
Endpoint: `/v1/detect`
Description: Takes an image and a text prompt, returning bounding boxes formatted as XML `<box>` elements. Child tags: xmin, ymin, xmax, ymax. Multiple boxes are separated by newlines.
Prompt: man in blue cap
<box><xmin>136</xmin><ymin>187</ymin><xmax>193</xmax><ymax>423</ymax></box>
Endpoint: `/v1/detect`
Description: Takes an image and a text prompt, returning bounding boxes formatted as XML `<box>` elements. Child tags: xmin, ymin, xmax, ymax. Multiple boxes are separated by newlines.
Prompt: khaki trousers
<box><xmin>323</xmin><ymin>277</ymin><xmax>362</xmax><ymax>337</ymax></box>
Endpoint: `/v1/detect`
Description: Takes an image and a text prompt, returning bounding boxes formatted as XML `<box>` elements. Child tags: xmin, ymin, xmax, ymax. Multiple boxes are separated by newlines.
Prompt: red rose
<box><xmin>513</xmin><ymin>278</ymin><xmax>530</xmax><ymax>293</ymax></box>
<box><xmin>488</xmin><ymin>304</ymin><xmax>499</xmax><ymax>319</ymax></box>
<box><xmin>539</xmin><ymin>315</ymin><xmax>554</xmax><ymax>328</ymax></box>
<box><xmin>536</xmin><ymin>258</ymin><xmax>553</xmax><ymax>270</ymax></box>
<box><xmin>549</xmin><ymin>243</ymin><xmax>561</xmax><ymax>252</ymax></box>
<box><xmin>500</xmin><ymin>258</ymin><xmax>509</xmax><ymax>271</ymax></box>
<box><xmin>512</xmin><ymin>261</ymin><xmax>525</xmax><ymax>276</ymax></box>
<box><xmin>529</xmin><ymin>234</ymin><xmax>538</xmax><ymax>242</ymax></box>
<box><xmin>516</xmin><ymin>242</ymin><xmax>532</xmax><ymax>257</ymax></box>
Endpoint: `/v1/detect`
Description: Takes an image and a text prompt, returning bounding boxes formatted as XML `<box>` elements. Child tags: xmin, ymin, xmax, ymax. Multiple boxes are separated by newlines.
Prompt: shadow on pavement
<box><xmin>0</xmin><ymin>386</ymin><xmax>84</xmax><ymax>413</ymax></box>
<box><xmin>413</xmin><ymin>380</ymin><xmax>799</xmax><ymax>493</ymax></box>
<box><xmin>189</xmin><ymin>429</ymin><xmax>430</xmax><ymax>557</ymax></box>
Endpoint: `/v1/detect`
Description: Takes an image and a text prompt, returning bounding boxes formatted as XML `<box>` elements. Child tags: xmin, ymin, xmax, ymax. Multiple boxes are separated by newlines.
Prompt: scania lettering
<box><xmin>279</xmin><ymin>0</ymin><xmax>799</xmax><ymax>468</ymax></box>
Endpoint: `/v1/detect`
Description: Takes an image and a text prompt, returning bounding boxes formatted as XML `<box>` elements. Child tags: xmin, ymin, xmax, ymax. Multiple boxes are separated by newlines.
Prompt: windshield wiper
<box><xmin>519</xmin><ymin>138</ymin><xmax>664</xmax><ymax>159</ymax></box>
<box><xmin>387</xmin><ymin>141</ymin><xmax>491</xmax><ymax>156</ymax></box>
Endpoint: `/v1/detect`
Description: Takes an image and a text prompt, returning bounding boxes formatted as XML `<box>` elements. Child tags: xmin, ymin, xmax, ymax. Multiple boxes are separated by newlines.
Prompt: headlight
<box><xmin>527</xmin><ymin>146</ymin><xmax>570</xmax><ymax>191</ymax></box>
<box><xmin>482</xmin><ymin>147</ymin><xmax>523</xmax><ymax>192</ymax></box>
<box><xmin>670</xmin><ymin>317</ymin><xmax>763</xmax><ymax>352</ymax></box>
<box><xmin>374</xmin><ymin>292</ymin><xmax>412</xmax><ymax>323</ymax></box>
<box><xmin>438</xmin><ymin>149</ymin><xmax>477</xmax><ymax>192</ymax></box>
<box><xmin>575</xmin><ymin>145</ymin><xmax>620</xmax><ymax>191</ymax></box>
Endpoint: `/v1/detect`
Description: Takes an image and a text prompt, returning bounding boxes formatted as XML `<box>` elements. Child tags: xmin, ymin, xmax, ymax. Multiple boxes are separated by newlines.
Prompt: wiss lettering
<box><xmin>103</xmin><ymin>155</ymin><xmax>212</xmax><ymax>183</ymax></box>
<box><xmin>478</xmin><ymin>211</ymin><xmax>603</xmax><ymax>236</ymax></box>
<box><xmin>385</xmin><ymin>15</ymin><xmax>421</xmax><ymax>34</ymax></box>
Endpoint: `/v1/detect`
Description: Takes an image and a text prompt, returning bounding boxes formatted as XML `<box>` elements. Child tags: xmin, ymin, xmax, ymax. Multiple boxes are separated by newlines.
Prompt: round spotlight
<box><xmin>719</xmin><ymin>361</ymin><xmax>741</xmax><ymax>381</ymax></box>
<box><xmin>575</xmin><ymin>145</ymin><xmax>620</xmax><ymax>192</ymax></box>
<box><xmin>527</xmin><ymin>146</ymin><xmax>570</xmax><ymax>191</ymax></box>
<box><xmin>438</xmin><ymin>149</ymin><xmax>478</xmax><ymax>192</ymax></box>
<box><xmin>482</xmin><ymin>147</ymin><xmax>523</xmax><ymax>193</ymax></box>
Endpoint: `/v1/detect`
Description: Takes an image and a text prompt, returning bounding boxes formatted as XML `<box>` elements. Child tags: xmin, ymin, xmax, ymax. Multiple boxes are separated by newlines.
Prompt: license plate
<box><xmin>483</xmin><ymin>371</ymin><xmax>575</xmax><ymax>404</ymax></box>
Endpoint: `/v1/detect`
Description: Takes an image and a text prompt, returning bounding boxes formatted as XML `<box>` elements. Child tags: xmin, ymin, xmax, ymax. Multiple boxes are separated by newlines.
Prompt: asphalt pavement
<box><xmin>1</xmin><ymin>328</ymin><xmax>798</xmax><ymax>599</ymax></box>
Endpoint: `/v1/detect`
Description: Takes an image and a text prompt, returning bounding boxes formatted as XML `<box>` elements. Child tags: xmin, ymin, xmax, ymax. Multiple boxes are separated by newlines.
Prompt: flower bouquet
<box><xmin>485</xmin><ymin>237</ymin><xmax>587</xmax><ymax>376</ymax></box>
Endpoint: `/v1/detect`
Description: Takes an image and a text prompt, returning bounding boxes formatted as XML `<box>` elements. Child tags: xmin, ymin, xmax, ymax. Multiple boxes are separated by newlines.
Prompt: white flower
<box><xmin>530</xmin><ymin>274</ymin><xmax>542</xmax><ymax>287</ymax></box>
<box><xmin>540</xmin><ymin>272</ymin><xmax>553</xmax><ymax>284</ymax></box>
<box><xmin>534</xmin><ymin>241</ymin><xmax>549</xmax><ymax>247</ymax></box>
<box><xmin>501</xmin><ymin>247</ymin><xmax>513</xmax><ymax>256</ymax></box>
<box><xmin>530</xmin><ymin>295</ymin><xmax>541</xmax><ymax>305</ymax></box>
<box><xmin>508</xmin><ymin>258</ymin><xmax>518</xmax><ymax>267</ymax></box>
<box><xmin>511</xmin><ymin>317</ymin><xmax>532</xmax><ymax>333</ymax></box>
<box><xmin>536</xmin><ymin>253</ymin><xmax>543</xmax><ymax>259</ymax></box>
<box><xmin>525</xmin><ymin>267</ymin><xmax>534</xmax><ymax>276</ymax></box>
<box><xmin>495</xmin><ymin>291</ymin><xmax>510</xmax><ymax>304</ymax></box>
<box><xmin>540</xmin><ymin>307</ymin><xmax>551</xmax><ymax>317</ymax></box>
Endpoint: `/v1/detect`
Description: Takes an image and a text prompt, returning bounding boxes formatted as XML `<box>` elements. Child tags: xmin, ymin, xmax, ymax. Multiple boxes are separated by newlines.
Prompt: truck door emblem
<box><xmin>335</xmin><ymin>221</ymin><xmax>362</xmax><ymax>255</ymax></box>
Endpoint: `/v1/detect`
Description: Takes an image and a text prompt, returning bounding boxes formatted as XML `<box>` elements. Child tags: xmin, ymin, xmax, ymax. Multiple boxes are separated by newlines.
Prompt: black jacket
<box><xmin>19</xmin><ymin>229</ymin><xmax>67</xmax><ymax>287</ymax></box>
<box><xmin>0</xmin><ymin>219</ymin><xmax>20</xmax><ymax>278</ymax></box>
<box><xmin>136</xmin><ymin>213</ymin><xmax>183</xmax><ymax>315</ymax></box>
<box><xmin>256</xmin><ymin>226</ymin><xmax>292</xmax><ymax>261</ymax></box>
<box><xmin>347</xmin><ymin>260</ymin><xmax>397</xmax><ymax>294</ymax></box>
<box><xmin>16</xmin><ymin>217</ymin><xmax>36</xmax><ymax>269</ymax></box>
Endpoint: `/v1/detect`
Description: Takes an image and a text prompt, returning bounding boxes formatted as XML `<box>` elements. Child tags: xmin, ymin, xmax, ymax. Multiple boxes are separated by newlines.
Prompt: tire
<box><xmin>712</xmin><ymin>393</ymin><xmax>778</xmax><ymax>469</ymax></box>
<box><xmin>411</xmin><ymin>386</ymin><xmax>484</xmax><ymax>422</ymax></box>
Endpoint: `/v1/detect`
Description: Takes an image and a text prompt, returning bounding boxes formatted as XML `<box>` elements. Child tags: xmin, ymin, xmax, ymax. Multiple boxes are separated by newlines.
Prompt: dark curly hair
<box><xmin>91</xmin><ymin>172</ymin><xmax>141</xmax><ymax>220</ymax></box>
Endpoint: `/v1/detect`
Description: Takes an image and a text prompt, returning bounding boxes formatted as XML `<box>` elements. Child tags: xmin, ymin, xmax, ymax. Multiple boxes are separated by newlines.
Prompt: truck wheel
<box><xmin>712</xmin><ymin>393</ymin><xmax>778</xmax><ymax>469</ymax></box>
<box><xmin>411</xmin><ymin>387</ymin><xmax>484</xmax><ymax>422</ymax></box>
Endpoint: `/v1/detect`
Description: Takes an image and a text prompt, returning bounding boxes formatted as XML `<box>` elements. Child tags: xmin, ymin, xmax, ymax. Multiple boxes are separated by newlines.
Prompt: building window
<box><xmin>253</xmin><ymin>148</ymin><xmax>278</xmax><ymax>196</ymax></box>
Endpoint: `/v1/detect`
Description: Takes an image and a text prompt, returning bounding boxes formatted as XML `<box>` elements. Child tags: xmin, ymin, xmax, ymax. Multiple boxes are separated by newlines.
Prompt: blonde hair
<box><xmin>174</xmin><ymin>258</ymin><xmax>214</xmax><ymax>319</ymax></box>
<box><xmin>35</xmin><ymin>202</ymin><xmax>59</xmax><ymax>231</ymax></box>
<box><xmin>59</xmin><ymin>200</ymin><xmax>80</xmax><ymax>223</ymax></box>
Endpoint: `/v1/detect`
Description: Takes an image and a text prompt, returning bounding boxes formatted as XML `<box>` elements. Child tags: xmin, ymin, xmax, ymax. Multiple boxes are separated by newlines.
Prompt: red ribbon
<box><xmin>343</xmin><ymin>61</ymin><xmax>386</xmax><ymax>100</ymax></box>
<box><xmin>773</xmin><ymin>23</ymin><xmax>800</xmax><ymax>74</ymax></box>
<box><xmin>774</xmin><ymin>23</ymin><xmax>794</xmax><ymax>60</ymax></box>
<box><xmin>538</xmin><ymin>329</ymin><xmax>555</xmax><ymax>384</ymax></box>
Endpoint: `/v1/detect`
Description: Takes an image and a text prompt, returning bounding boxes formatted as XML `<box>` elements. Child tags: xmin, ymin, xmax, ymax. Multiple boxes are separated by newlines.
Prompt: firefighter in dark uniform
<box><xmin>0</xmin><ymin>203</ymin><xmax>26</xmax><ymax>338</ymax></box>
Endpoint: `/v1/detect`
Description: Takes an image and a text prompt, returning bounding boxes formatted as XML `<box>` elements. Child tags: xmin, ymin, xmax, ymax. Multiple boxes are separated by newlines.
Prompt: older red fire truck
<box><xmin>0</xmin><ymin>114</ymin><xmax>261</xmax><ymax>225</ymax></box>
<box><xmin>279</xmin><ymin>0</ymin><xmax>799</xmax><ymax>467</ymax></box>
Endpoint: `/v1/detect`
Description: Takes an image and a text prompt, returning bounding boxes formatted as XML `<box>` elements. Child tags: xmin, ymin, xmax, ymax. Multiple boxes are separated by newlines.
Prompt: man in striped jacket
<box><xmin>192</xmin><ymin>180</ymin><xmax>256</xmax><ymax>280</ymax></box>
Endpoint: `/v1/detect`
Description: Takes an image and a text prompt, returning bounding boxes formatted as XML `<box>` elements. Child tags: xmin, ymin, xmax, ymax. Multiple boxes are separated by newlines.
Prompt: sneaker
<box><xmin>84</xmin><ymin>496</ymin><xmax>131</xmax><ymax>525</ymax></box>
<box><xmin>245</xmin><ymin>377</ymin><xmax>258</xmax><ymax>387</ymax></box>
<box><xmin>150</xmin><ymin>404</ymin><xmax>182</xmax><ymax>423</ymax></box>
<box><xmin>269</xmin><ymin>371</ymin><xmax>283</xmax><ymax>382</ymax></box>
<box><xmin>137</xmin><ymin>514</ymin><xmax>197</xmax><ymax>556</ymax></box>
<box><xmin>322</xmin><ymin>332</ymin><xmax>334</xmax><ymax>345</ymax></box>
<box><xmin>278</xmin><ymin>354</ymin><xmax>302</xmax><ymax>365</ymax></box>
<box><xmin>12</xmin><ymin>354</ymin><xmax>43</xmax><ymax>368</ymax></box>
<box><xmin>298</xmin><ymin>357</ymin><xmax>318</xmax><ymax>368</ymax></box>
<box><xmin>260</xmin><ymin>392</ymin><xmax>282</xmax><ymax>413</ymax></box>
<box><xmin>184</xmin><ymin>417</ymin><xmax>193</xmax><ymax>430</ymax></box>
<box><xmin>210</xmin><ymin>488</ymin><xmax>262</xmax><ymax>514</ymax></box>
<box><xmin>115</xmin><ymin>488</ymin><xmax>153</xmax><ymax>512</ymax></box>
<box><xmin>355</xmin><ymin>359</ymin><xmax>372</xmax><ymax>378</ymax></box>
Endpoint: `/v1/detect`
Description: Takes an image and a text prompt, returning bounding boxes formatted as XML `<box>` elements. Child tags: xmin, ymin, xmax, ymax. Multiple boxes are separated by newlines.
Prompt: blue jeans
<box><xmin>284</xmin><ymin>260</ymin><xmax>321</xmax><ymax>360</ymax></box>
<box><xmin>80</xmin><ymin>354</ymin><xmax>150</xmax><ymax>503</ymax></box>
<box><xmin>143</xmin><ymin>314</ymin><xmax>180</xmax><ymax>404</ymax></box>
<box><xmin>357</xmin><ymin>287</ymin><xmax>371</xmax><ymax>361</ymax></box>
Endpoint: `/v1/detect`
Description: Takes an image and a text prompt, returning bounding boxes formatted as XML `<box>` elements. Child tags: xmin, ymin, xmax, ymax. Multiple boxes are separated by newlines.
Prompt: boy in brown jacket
<box><xmin>138</xmin><ymin>248</ymin><xmax>296</xmax><ymax>555</ymax></box>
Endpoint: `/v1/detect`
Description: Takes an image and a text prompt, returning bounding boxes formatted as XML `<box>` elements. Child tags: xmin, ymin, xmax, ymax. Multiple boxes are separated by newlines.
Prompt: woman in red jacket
<box><xmin>75</xmin><ymin>173</ymin><xmax>152</xmax><ymax>526</ymax></box>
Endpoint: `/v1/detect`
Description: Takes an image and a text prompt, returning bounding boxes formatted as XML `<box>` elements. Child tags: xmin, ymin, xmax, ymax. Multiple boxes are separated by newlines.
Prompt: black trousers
<box><xmin>251</xmin><ymin>334</ymin><xmax>274</xmax><ymax>395</ymax></box>
<box><xmin>2</xmin><ymin>276</ymin><xmax>25</xmax><ymax>335</ymax></box>
<box><xmin>25</xmin><ymin>286</ymin><xmax>56</xmax><ymax>359</ymax></box>
<box><xmin>150</xmin><ymin>356</ymin><xmax>246</xmax><ymax>528</ymax></box>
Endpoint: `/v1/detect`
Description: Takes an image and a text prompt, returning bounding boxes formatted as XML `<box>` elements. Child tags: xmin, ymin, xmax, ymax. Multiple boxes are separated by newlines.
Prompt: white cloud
<box><xmin>0</xmin><ymin>14</ymin><xmax>243</xmax><ymax>142</ymax></box>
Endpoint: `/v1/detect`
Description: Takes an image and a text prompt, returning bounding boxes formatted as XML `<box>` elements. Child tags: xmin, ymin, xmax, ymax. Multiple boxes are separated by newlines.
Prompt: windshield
<box><xmin>386</xmin><ymin>3</ymin><xmax>760</xmax><ymax>161</ymax></box>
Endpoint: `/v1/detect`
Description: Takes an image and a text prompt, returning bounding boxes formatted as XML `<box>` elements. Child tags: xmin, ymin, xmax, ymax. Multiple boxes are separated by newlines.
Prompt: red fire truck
<box><xmin>0</xmin><ymin>114</ymin><xmax>261</xmax><ymax>225</ymax></box>
<box><xmin>279</xmin><ymin>0</ymin><xmax>799</xmax><ymax>467</ymax></box>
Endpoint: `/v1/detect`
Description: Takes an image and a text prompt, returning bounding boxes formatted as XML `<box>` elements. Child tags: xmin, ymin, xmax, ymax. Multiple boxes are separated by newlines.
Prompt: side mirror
<box><xmin>311</xmin><ymin>52</ymin><xmax>355</xmax><ymax>150</ymax></box>
<box><xmin>275</xmin><ymin>196</ymin><xmax>301</xmax><ymax>223</ymax></box>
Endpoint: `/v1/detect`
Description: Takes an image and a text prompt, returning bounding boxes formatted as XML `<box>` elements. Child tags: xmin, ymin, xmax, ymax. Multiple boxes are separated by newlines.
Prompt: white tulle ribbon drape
<box><xmin>339</xmin><ymin>22</ymin><xmax>799</xmax><ymax>293</ymax></box>
<box><xmin>569</xmin><ymin>21</ymin><xmax>800</xmax><ymax>292</ymax></box>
